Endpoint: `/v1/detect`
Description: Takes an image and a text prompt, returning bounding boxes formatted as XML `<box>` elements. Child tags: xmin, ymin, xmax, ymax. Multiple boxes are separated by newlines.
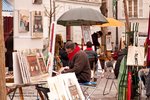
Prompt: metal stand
<box><xmin>103</xmin><ymin>72</ymin><xmax>117</xmax><ymax>95</ymax></box>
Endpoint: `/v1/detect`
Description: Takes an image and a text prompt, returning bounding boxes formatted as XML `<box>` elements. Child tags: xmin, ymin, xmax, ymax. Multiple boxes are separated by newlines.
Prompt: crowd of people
<box><xmin>5</xmin><ymin>29</ymin><xmax>150</xmax><ymax>99</ymax></box>
<box><xmin>56</xmin><ymin>31</ymin><xmax>116</xmax><ymax>83</ymax></box>
<box><xmin>54</xmin><ymin>31</ymin><xmax>150</xmax><ymax>99</ymax></box>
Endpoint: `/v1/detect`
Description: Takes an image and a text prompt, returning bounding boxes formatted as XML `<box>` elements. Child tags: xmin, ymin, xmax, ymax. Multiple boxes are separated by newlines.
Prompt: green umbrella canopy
<box><xmin>57</xmin><ymin>8</ymin><xmax>108</xmax><ymax>26</ymax></box>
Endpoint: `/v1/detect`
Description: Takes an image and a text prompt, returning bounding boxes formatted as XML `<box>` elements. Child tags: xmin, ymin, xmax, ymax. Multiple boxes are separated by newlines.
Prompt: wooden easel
<box><xmin>7</xmin><ymin>83</ymin><xmax>46</xmax><ymax>100</ymax></box>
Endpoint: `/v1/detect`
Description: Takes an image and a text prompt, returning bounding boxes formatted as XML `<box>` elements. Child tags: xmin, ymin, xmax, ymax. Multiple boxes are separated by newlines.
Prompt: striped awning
<box><xmin>2</xmin><ymin>0</ymin><xmax>13</xmax><ymax>12</ymax></box>
<box><xmin>2</xmin><ymin>0</ymin><xmax>13</xmax><ymax>16</ymax></box>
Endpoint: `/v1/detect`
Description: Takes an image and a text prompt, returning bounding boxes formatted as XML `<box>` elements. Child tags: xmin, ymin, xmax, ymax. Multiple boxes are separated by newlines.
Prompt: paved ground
<box><xmin>85</xmin><ymin>73</ymin><xmax>118</xmax><ymax>100</ymax></box>
<box><xmin>7</xmin><ymin>72</ymin><xmax>147</xmax><ymax>100</ymax></box>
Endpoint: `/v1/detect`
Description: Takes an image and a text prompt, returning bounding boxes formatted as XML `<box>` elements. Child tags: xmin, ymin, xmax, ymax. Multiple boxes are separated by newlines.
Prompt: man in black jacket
<box><xmin>91</xmin><ymin>31</ymin><xmax>103</xmax><ymax>51</ymax></box>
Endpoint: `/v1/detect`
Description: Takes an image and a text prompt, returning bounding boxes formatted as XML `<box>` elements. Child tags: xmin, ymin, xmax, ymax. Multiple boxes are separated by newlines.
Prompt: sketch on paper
<box><xmin>32</xmin><ymin>11</ymin><xmax>43</xmax><ymax>39</ymax></box>
<box><xmin>18</xmin><ymin>10</ymin><xmax>30</xmax><ymax>33</ymax></box>
<box><xmin>127</xmin><ymin>46</ymin><xmax>145</xmax><ymax>66</ymax></box>
<box><xmin>106</xmin><ymin>35</ymin><xmax>112</xmax><ymax>51</ymax></box>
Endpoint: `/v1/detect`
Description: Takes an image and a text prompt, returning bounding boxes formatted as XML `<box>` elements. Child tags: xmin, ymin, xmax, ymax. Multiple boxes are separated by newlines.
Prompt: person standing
<box><xmin>91</xmin><ymin>31</ymin><xmax>103</xmax><ymax>51</ymax></box>
<box><xmin>5</xmin><ymin>30</ymin><xmax>13</xmax><ymax>71</ymax></box>
<box><xmin>58</xmin><ymin>41</ymin><xmax>91</xmax><ymax>83</ymax></box>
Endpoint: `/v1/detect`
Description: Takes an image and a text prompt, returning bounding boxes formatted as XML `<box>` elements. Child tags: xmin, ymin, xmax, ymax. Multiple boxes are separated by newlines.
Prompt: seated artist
<box><xmin>84</xmin><ymin>41</ymin><xmax>98</xmax><ymax>77</ymax></box>
<box><xmin>58</xmin><ymin>41</ymin><xmax>91</xmax><ymax>83</ymax></box>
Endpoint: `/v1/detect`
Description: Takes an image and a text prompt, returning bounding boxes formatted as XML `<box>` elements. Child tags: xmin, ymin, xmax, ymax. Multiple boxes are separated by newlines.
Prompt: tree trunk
<box><xmin>123</xmin><ymin>0</ymin><xmax>131</xmax><ymax>46</ymax></box>
<box><xmin>0</xmin><ymin>1</ymin><xmax>7</xmax><ymax>99</ymax></box>
<box><xmin>123</xmin><ymin>0</ymin><xmax>130</xmax><ymax>32</ymax></box>
<box><xmin>100</xmin><ymin>0</ymin><xmax>108</xmax><ymax>51</ymax></box>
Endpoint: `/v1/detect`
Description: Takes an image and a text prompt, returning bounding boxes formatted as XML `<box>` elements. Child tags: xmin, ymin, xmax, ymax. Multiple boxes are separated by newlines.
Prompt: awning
<box><xmin>98</xmin><ymin>18</ymin><xmax>125</xmax><ymax>27</ymax></box>
<box><xmin>2</xmin><ymin>0</ymin><xmax>13</xmax><ymax>17</ymax></box>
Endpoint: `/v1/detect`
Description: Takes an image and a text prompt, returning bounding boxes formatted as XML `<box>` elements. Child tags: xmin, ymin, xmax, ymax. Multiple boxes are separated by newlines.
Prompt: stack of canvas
<box><xmin>14</xmin><ymin>49</ymin><xmax>49</xmax><ymax>84</ymax></box>
<box><xmin>47</xmin><ymin>73</ymin><xmax>85</xmax><ymax>100</ymax></box>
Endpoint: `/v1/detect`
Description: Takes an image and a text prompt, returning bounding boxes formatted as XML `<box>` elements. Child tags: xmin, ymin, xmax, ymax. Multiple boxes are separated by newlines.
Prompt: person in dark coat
<box><xmin>91</xmin><ymin>31</ymin><xmax>103</xmax><ymax>51</ymax></box>
<box><xmin>59</xmin><ymin>42</ymin><xmax>69</xmax><ymax>67</ymax></box>
<box><xmin>58</xmin><ymin>41</ymin><xmax>91</xmax><ymax>83</ymax></box>
<box><xmin>84</xmin><ymin>41</ymin><xmax>98</xmax><ymax>70</ymax></box>
<box><xmin>114</xmin><ymin>48</ymin><xmax>127</xmax><ymax>78</ymax></box>
<box><xmin>5</xmin><ymin>31</ymin><xmax>13</xmax><ymax>71</ymax></box>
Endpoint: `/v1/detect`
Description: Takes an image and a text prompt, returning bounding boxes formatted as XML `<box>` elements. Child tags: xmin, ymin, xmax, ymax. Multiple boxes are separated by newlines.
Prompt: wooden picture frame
<box><xmin>37</xmin><ymin>57</ymin><xmax>47</xmax><ymax>73</ymax></box>
<box><xmin>31</xmin><ymin>11</ymin><xmax>43</xmax><ymax>39</ymax></box>
<box><xmin>26</xmin><ymin>55</ymin><xmax>41</xmax><ymax>77</ymax></box>
<box><xmin>32</xmin><ymin>0</ymin><xmax>42</xmax><ymax>4</ymax></box>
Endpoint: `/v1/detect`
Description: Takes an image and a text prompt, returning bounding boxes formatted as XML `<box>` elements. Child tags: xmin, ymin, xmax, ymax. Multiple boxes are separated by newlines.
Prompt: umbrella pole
<box><xmin>115</xmin><ymin>0</ymin><xmax>119</xmax><ymax>51</ymax></box>
<box><xmin>81</xmin><ymin>26</ymin><xmax>84</xmax><ymax>50</ymax></box>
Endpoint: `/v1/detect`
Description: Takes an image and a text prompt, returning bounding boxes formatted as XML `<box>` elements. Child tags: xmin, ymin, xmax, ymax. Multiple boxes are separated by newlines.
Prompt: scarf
<box><xmin>85</xmin><ymin>47</ymin><xmax>93</xmax><ymax>51</ymax></box>
<box><xmin>68</xmin><ymin>46</ymin><xmax>80</xmax><ymax>61</ymax></box>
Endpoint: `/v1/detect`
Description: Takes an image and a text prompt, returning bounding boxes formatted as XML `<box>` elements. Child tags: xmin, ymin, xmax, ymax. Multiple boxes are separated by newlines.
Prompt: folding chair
<box><xmin>80</xmin><ymin>58</ymin><xmax>102</xmax><ymax>100</ymax></box>
<box><xmin>138</xmin><ymin>68</ymin><xmax>149</xmax><ymax>97</ymax></box>
<box><xmin>103</xmin><ymin>60</ymin><xmax>117</xmax><ymax>95</ymax></box>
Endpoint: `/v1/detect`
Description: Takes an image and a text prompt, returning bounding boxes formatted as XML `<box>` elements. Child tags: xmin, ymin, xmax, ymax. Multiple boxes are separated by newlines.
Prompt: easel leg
<box><xmin>18</xmin><ymin>87</ymin><xmax>24</xmax><ymax>100</ymax></box>
<box><xmin>37</xmin><ymin>90</ymin><xmax>45</xmax><ymax>100</ymax></box>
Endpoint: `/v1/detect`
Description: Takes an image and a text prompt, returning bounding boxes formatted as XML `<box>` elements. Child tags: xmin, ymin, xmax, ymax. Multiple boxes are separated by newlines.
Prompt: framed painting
<box><xmin>60</xmin><ymin>73</ymin><xmax>85</xmax><ymax>100</ymax></box>
<box><xmin>127</xmin><ymin>46</ymin><xmax>145</xmax><ymax>66</ymax></box>
<box><xmin>47</xmin><ymin>76</ymin><xmax>69</xmax><ymax>100</ymax></box>
<box><xmin>26</xmin><ymin>55</ymin><xmax>41</xmax><ymax>77</ymax></box>
<box><xmin>81</xmin><ymin>25</ymin><xmax>92</xmax><ymax>44</ymax></box>
<box><xmin>106</xmin><ymin>35</ymin><xmax>112</xmax><ymax>51</ymax></box>
<box><xmin>37</xmin><ymin>57</ymin><xmax>47</xmax><ymax>73</ymax></box>
<box><xmin>32</xmin><ymin>0</ymin><xmax>42</xmax><ymax>4</ymax></box>
<box><xmin>18</xmin><ymin>10</ymin><xmax>30</xmax><ymax>33</ymax></box>
<box><xmin>31</xmin><ymin>11</ymin><xmax>43</xmax><ymax>39</ymax></box>
<box><xmin>47</xmin><ymin>73</ymin><xmax>84</xmax><ymax>100</ymax></box>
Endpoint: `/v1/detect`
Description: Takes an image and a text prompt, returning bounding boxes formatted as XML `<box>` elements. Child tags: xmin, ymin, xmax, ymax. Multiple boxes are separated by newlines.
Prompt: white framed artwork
<box><xmin>127</xmin><ymin>46</ymin><xmax>145</xmax><ymax>66</ymax></box>
<box><xmin>106</xmin><ymin>35</ymin><xmax>112</xmax><ymax>51</ymax></box>
<box><xmin>31</xmin><ymin>11</ymin><xmax>43</xmax><ymax>39</ymax></box>
<box><xmin>81</xmin><ymin>25</ymin><xmax>92</xmax><ymax>44</ymax></box>
<box><xmin>18</xmin><ymin>10</ymin><xmax>30</xmax><ymax>33</ymax></box>
<box><xmin>47</xmin><ymin>73</ymin><xmax>85</xmax><ymax>100</ymax></box>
